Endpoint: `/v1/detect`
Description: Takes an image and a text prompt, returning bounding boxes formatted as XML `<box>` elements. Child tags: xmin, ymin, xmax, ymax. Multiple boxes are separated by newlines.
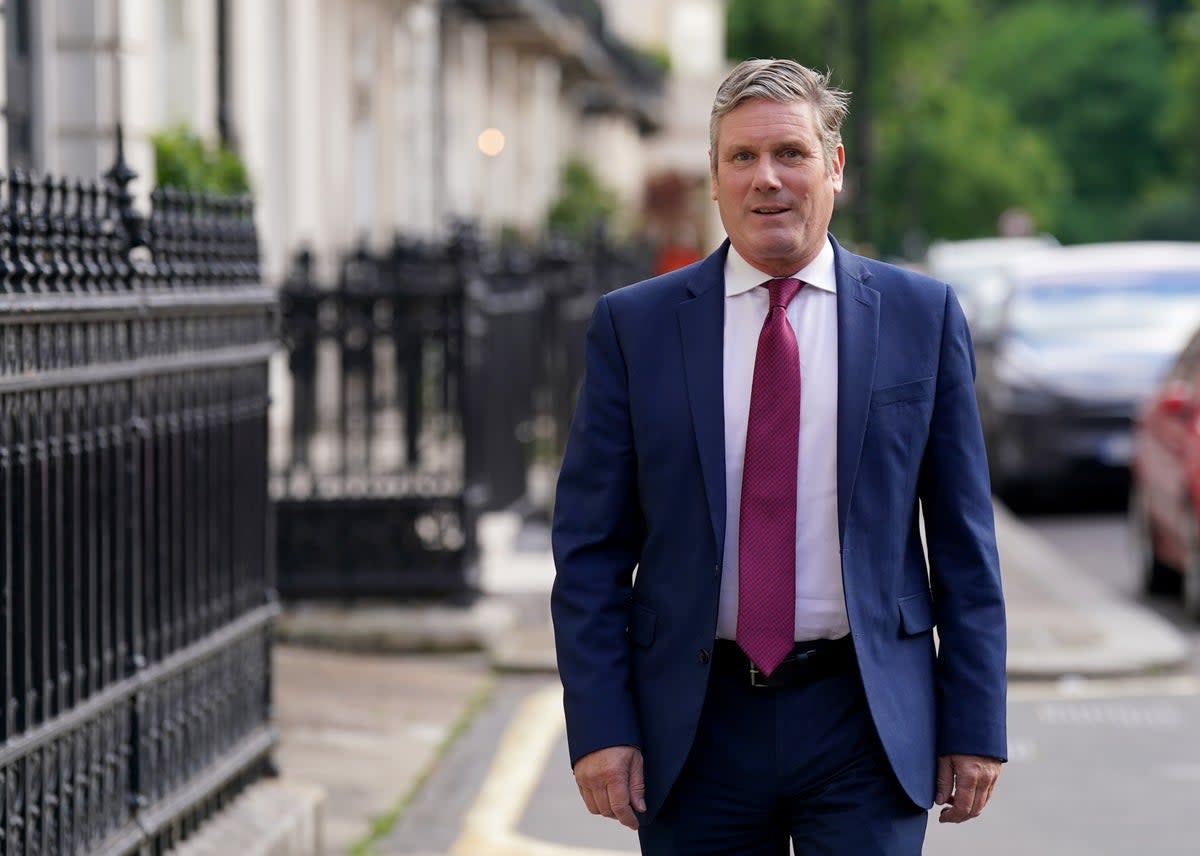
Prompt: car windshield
<box><xmin>1008</xmin><ymin>270</ymin><xmax>1200</xmax><ymax>348</ymax></box>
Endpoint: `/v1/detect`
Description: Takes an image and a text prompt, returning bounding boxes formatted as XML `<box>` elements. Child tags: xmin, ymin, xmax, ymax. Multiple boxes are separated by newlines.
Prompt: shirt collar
<box><xmin>724</xmin><ymin>236</ymin><xmax>838</xmax><ymax>298</ymax></box>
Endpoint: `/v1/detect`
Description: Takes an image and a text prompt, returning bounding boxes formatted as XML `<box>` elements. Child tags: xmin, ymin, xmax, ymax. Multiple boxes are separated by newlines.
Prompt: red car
<box><xmin>1130</xmin><ymin>325</ymin><xmax>1200</xmax><ymax>617</ymax></box>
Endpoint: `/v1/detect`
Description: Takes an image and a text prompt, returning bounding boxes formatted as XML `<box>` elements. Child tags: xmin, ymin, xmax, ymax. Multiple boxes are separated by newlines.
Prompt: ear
<box><xmin>709</xmin><ymin>152</ymin><xmax>718</xmax><ymax>201</ymax></box>
<box><xmin>830</xmin><ymin>144</ymin><xmax>846</xmax><ymax>192</ymax></box>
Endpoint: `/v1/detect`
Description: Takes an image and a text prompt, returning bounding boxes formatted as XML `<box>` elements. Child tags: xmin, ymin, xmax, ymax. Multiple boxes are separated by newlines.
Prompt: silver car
<box><xmin>972</xmin><ymin>242</ymin><xmax>1200</xmax><ymax>505</ymax></box>
<box><xmin>925</xmin><ymin>235</ymin><xmax>1060</xmax><ymax>332</ymax></box>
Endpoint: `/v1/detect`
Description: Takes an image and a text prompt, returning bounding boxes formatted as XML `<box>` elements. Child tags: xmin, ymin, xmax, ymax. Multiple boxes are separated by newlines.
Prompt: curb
<box><xmin>992</xmin><ymin>503</ymin><xmax>1189</xmax><ymax>678</ymax></box>
<box><xmin>170</xmin><ymin>779</ymin><xmax>325</xmax><ymax>856</ymax></box>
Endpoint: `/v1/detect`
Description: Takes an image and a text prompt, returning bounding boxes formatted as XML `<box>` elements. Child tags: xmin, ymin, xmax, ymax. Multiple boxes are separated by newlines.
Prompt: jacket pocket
<box><xmin>898</xmin><ymin>590</ymin><xmax>935</xmax><ymax>635</ymax></box>
<box><xmin>628</xmin><ymin>604</ymin><xmax>657</xmax><ymax>648</ymax></box>
<box><xmin>870</xmin><ymin>377</ymin><xmax>935</xmax><ymax>408</ymax></box>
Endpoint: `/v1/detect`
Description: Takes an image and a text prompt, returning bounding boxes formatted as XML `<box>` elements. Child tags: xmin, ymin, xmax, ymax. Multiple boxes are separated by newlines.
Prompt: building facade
<box><xmin>1</xmin><ymin>0</ymin><xmax>680</xmax><ymax>283</ymax></box>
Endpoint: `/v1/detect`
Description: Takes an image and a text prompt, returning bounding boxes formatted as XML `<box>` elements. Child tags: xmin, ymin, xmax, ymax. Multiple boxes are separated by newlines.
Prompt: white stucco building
<box><xmin>2</xmin><ymin>0</ymin><xmax>674</xmax><ymax>282</ymax></box>
<box><xmin>603</xmin><ymin>0</ymin><xmax>730</xmax><ymax>251</ymax></box>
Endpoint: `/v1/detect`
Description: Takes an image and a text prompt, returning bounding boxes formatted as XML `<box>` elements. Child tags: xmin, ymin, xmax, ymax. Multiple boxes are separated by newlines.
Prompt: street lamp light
<box><xmin>477</xmin><ymin>128</ymin><xmax>506</xmax><ymax>158</ymax></box>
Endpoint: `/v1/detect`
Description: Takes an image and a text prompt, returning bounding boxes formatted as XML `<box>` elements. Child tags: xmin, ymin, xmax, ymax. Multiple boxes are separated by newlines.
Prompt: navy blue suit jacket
<box><xmin>550</xmin><ymin>237</ymin><xmax>1007</xmax><ymax>823</ymax></box>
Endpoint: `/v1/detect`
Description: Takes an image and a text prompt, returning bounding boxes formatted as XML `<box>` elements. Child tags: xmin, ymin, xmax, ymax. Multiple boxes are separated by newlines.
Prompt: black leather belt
<box><xmin>712</xmin><ymin>636</ymin><xmax>855</xmax><ymax>688</ymax></box>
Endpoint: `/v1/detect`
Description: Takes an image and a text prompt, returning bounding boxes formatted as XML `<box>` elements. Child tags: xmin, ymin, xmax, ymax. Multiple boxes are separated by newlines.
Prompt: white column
<box><xmin>119</xmin><ymin>0</ymin><xmax>158</xmax><ymax>195</ymax></box>
<box><xmin>349</xmin><ymin>1</ymin><xmax>379</xmax><ymax>246</ymax></box>
<box><xmin>513</xmin><ymin>53</ymin><xmax>554</xmax><ymax>234</ymax></box>
<box><xmin>397</xmin><ymin>0</ymin><xmax>439</xmax><ymax>238</ymax></box>
<box><xmin>49</xmin><ymin>0</ymin><xmax>156</xmax><ymax>190</ymax></box>
<box><xmin>50</xmin><ymin>0</ymin><xmax>107</xmax><ymax>178</ymax></box>
<box><xmin>483</xmin><ymin>43</ymin><xmax>518</xmax><ymax>235</ymax></box>
<box><xmin>231</xmin><ymin>0</ymin><xmax>288</xmax><ymax>282</ymax></box>
<box><xmin>285</xmin><ymin>0</ymin><xmax>323</xmax><ymax>261</ymax></box>
<box><xmin>183</xmin><ymin>0</ymin><xmax>217</xmax><ymax>138</ymax></box>
<box><xmin>0</xmin><ymin>4</ymin><xmax>9</xmax><ymax>168</ymax></box>
<box><xmin>441</xmin><ymin>14</ymin><xmax>488</xmax><ymax>225</ymax></box>
<box><xmin>375</xmin><ymin>1</ymin><xmax>398</xmax><ymax>245</ymax></box>
<box><xmin>391</xmin><ymin>9</ymin><xmax>415</xmax><ymax>235</ymax></box>
<box><xmin>319</xmin><ymin>0</ymin><xmax>353</xmax><ymax>264</ymax></box>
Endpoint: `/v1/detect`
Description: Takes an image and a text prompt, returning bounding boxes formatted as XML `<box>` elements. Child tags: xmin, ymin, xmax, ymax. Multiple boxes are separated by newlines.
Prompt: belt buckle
<box><xmin>748</xmin><ymin>663</ymin><xmax>769</xmax><ymax>688</ymax></box>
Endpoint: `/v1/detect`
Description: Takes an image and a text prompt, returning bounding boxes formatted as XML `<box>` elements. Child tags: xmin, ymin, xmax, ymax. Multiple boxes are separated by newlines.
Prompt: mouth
<box><xmin>751</xmin><ymin>206</ymin><xmax>791</xmax><ymax>217</ymax></box>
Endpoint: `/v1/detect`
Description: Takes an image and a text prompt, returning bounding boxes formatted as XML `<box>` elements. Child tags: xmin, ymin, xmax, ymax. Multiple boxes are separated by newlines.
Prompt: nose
<box><xmin>752</xmin><ymin>157</ymin><xmax>781</xmax><ymax>192</ymax></box>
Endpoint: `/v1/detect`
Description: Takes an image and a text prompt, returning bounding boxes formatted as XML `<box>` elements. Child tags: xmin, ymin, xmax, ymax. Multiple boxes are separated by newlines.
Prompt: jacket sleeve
<box><xmin>550</xmin><ymin>294</ymin><xmax>646</xmax><ymax>766</ymax></box>
<box><xmin>918</xmin><ymin>287</ymin><xmax>1008</xmax><ymax>761</ymax></box>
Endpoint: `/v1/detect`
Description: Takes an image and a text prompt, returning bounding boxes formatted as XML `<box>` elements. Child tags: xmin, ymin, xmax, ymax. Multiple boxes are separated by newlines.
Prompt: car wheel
<box><xmin>1129</xmin><ymin>487</ymin><xmax>1176</xmax><ymax>596</ymax></box>
<box><xmin>1182</xmin><ymin>509</ymin><xmax>1200</xmax><ymax>620</ymax></box>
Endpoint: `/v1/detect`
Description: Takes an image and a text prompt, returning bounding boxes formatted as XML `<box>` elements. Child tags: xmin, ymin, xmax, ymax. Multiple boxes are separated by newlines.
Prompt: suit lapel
<box><xmin>834</xmin><ymin>240</ymin><xmax>880</xmax><ymax>542</ymax></box>
<box><xmin>678</xmin><ymin>243</ymin><xmax>730</xmax><ymax>558</ymax></box>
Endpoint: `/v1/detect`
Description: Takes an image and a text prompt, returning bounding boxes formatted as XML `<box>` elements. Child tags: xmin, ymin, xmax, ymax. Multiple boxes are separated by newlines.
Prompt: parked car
<box><xmin>973</xmin><ymin>242</ymin><xmax>1200</xmax><ymax>505</ymax></box>
<box><xmin>1130</xmin><ymin>324</ymin><xmax>1200</xmax><ymax>616</ymax></box>
<box><xmin>925</xmin><ymin>235</ymin><xmax>1059</xmax><ymax>332</ymax></box>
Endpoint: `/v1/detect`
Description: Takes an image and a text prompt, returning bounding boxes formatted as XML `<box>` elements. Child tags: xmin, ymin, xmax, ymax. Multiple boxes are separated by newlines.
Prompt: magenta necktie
<box><xmin>736</xmin><ymin>277</ymin><xmax>802</xmax><ymax>677</ymax></box>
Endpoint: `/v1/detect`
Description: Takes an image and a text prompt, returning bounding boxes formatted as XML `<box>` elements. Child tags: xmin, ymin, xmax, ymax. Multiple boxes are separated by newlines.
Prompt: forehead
<box><xmin>716</xmin><ymin>98</ymin><xmax>819</xmax><ymax>149</ymax></box>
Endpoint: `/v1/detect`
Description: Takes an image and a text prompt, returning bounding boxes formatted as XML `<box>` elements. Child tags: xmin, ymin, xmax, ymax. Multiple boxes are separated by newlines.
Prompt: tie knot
<box><xmin>762</xmin><ymin>277</ymin><xmax>802</xmax><ymax>309</ymax></box>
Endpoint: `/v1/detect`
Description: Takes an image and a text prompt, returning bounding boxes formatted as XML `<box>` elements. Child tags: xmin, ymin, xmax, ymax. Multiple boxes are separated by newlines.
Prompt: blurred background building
<box><xmin>1</xmin><ymin>0</ymin><xmax>730</xmax><ymax>284</ymax></box>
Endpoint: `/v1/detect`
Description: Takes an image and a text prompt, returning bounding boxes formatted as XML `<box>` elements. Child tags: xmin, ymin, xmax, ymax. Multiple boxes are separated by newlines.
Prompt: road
<box><xmin>392</xmin><ymin>503</ymin><xmax>1200</xmax><ymax>855</ymax></box>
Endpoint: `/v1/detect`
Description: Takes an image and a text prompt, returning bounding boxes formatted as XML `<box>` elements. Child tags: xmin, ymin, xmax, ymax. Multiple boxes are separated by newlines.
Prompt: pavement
<box><xmin>270</xmin><ymin>503</ymin><xmax>1191</xmax><ymax>855</ymax></box>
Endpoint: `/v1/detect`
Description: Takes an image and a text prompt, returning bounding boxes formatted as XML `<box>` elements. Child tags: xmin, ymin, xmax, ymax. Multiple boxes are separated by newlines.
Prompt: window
<box><xmin>6</xmin><ymin>0</ymin><xmax>36</xmax><ymax>168</ymax></box>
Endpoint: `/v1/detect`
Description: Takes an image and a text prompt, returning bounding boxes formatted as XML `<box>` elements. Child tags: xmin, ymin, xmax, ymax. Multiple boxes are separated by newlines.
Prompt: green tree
<box><xmin>964</xmin><ymin>2</ymin><xmax>1170</xmax><ymax>241</ymax></box>
<box><xmin>872</xmin><ymin>83</ymin><xmax>1067</xmax><ymax>254</ymax></box>
<box><xmin>1129</xmin><ymin>0</ymin><xmax>1200</xmax><ymax>240</ymax></box>
<box><xmin>726</xmin><ymin>0</ymin><xmax>1061</xmax><ymax>254</ymax></box>
<box><xmin>546</xmin><ymin>159</ymin><xmax>620</xmax><ymax>239</ymax></box>
<box><xmin>1161</xmin><ymin>0</ymin><xmax>1200</xmax><ymax>182</ymax></box>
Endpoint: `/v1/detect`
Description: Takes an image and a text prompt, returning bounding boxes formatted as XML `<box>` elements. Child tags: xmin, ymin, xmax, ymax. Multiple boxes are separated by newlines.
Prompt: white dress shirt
<box><xmin>716</xmin><ymin>238</ymin><xmax>850</xmax><ymax>641</ymax></box>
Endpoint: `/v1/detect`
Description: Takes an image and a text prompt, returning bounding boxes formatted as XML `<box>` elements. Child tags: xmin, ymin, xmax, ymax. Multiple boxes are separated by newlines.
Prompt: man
<box><xmin>551</xmin><ymin>58</ymin><xmax>1006</xmax><ymax>854</ymax></box>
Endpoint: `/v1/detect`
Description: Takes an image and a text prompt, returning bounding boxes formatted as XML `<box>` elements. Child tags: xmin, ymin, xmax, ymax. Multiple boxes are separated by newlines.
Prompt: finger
<box><xmin>941</xmin><ymin>771</ymin><xmax>981</xmax><ymax>823</ymax></box>
<box><xmin>578</xmin><ymin>770</ymin><xmax>617</xmax><ymax>819</ymax></box>
<box><xmin>606</xmin><ymin>780</ymin><xmax>640</xmax><ymax>830</ymax></box>
<box><xmin>935</xmin><ymin>757</ymin><xmax>954</xmax><ymax>805</ymax></box>
<box><xmin>977</xmin><ymin>769</ymin><xmax>1000</xmax><ymax>815</ymax></box>
<box><xmin>592</xmin><ymin>782</ymin><xmax>616</xmax><ymax>820</ymax></box>
<box><xmin>630</xmin><ymin>751</ymin><xmax>647</xmax><ymax>813</ymax></box>
<box><xmin>577</xmin><ymin>781</ymin><xmax>601</xmax><ymax>816</ymax></box>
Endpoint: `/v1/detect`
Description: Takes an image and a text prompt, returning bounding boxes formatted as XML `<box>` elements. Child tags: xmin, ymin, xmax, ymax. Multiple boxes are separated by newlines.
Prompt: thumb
<box><xmin>935</xmin><ymin>756</ymin><xmax>954</xmax><ymax>805</ymax></box>
<box><xmin>630</xmin><ymin>750</ymin><xmax>647</xmax><ymax>812</ymax></box>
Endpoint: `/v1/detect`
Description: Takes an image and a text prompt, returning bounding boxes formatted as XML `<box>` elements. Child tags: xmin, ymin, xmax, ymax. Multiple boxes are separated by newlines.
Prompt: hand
<box><xmin>935</xmin><ymin>754</ymin><xmax>1002</xmax><ymax>823</ymax></box>
<box><xmin>573</xmin><ymin>745</ymin><xmax>646</xmax><ymax>830</ymax></box>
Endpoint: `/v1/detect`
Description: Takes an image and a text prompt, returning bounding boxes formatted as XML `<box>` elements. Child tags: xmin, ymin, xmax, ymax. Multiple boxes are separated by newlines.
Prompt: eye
<box><xmin>732</xmin><ymin>151</ymin><xmax>753</xmax><ymax>162</ymax></box>
<box><xmin>780</xmin><ymin>148</ymin><xmax>802</xmax><ymax>159</ymax></box>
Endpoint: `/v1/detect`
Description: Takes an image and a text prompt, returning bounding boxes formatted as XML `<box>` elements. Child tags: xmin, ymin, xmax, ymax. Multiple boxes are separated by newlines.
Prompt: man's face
<box><xmin>710</xmin><ymin>98</ymin><xmax>844</xmax><ymax>276</ymax></box>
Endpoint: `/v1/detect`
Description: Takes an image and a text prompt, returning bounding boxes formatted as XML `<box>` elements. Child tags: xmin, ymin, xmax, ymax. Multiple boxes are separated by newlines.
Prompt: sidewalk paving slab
<box><xmin>273</xmin><ymin>645</ymin><xmax>493</xmax><ymax>854</ymax></box>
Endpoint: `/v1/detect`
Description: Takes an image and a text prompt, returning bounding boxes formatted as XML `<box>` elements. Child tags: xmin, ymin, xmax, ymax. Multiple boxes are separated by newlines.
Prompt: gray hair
<box><xmin>709</xmin><ymin>59</ymin><xmax>850</xmax><ymax>171</ymax></box>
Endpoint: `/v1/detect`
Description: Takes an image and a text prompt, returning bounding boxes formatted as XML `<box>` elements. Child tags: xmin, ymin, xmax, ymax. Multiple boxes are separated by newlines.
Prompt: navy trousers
<box><xmin>638</xmin><ymin>646</ymin><xmax>928</xmax><ymax>855</ymax></box>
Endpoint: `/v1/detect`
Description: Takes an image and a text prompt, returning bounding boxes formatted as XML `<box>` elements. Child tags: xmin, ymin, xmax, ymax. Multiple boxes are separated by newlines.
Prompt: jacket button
<box><xmin>713</xmin><ymin>564</ymin><xmax>720</xmax><ymax>577</ymax></box>
<box><xmin>698</xmin><ymin>649</ymin><xmax>710</xmax><ymax>665</ymax></box>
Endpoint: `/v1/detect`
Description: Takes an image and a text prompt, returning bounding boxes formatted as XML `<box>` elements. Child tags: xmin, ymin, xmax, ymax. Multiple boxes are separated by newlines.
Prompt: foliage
<box><xmin>637</xmin><ymin>43</ymin><xmax>672</xmax><ymax>74</ymax></box>
<box><xmin>546</xmin><ymin>159</ymin><xmax>620</xmax><ymax>239</ymax></box>
<box><xmin>151</xmin><ymin>125</ymin><xmax>251</xmax><ymax>194</ymax></box>
<box><xmin>1127</xmin><ymin>188</ymin><xmax>1200</xmax><ymax>241</ymax></box>
<box><xmin>1160</xmin><ymin>0</ymin><xmax>1200</xmax><ymax>182</ymax></box>
<box><xmin>964</xmin><ymin>2</ymin><xmax>1170</xmax><ymax>242</ymax></box>
<box><xmin>724</xmin><ymin>0</ymin><xmax>1197</xmax><ymax>253</ymax></box>
<box><xmin>725</xmin><ymin>0</ymin><xmax>834</xmax><ymax>68</ymax></box>
<box><xmin>873</xmin><ymin>83</ymin><xmax>1066</xmax><ymax>254</ymax></box>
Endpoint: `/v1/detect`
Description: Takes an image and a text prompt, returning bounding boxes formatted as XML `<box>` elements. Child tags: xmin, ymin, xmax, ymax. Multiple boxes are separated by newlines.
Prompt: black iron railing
<box><xmin>273</xmin><ymin>228</ymin><xmax>651</xmax><ymax>599</ymax></box>
<box><xmin>1</xmin><ymin>146</ymin><xmax>277</xmax><ymax>855</ymax></box>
